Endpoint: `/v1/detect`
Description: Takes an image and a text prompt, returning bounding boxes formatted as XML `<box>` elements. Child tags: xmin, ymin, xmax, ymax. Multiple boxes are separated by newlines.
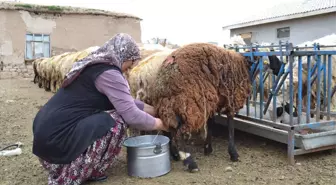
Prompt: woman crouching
<box><xmin>32</xmin><ymin>33</ymin><xmax>168</xmax><ymax>185</ymax></box>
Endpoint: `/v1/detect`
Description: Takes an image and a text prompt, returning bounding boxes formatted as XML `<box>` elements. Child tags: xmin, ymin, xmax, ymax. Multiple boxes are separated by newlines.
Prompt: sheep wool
<box><xmin>151</xmin><ymin>43</ymin><xmax>251</xmax><ymax>134</ymax></box>
<box><xmin>32</xmin><ymin>46</ymin><xmax>99</xmax><ymax>93</ymax></box>
<box><xmin>126</xmin><ymin>49</ymin><xmax>174</xmax><ymax>103</ymax></box>
<box><xmin>125</xmin><ymin>50</ymin><xmax>174</xmax><ymax>138</ymax></box>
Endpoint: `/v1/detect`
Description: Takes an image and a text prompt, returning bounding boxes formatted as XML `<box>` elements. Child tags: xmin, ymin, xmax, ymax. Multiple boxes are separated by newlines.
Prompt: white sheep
<box><xmin>127</xmin><ymin>49</ymin><xmax>175</xmax><ymax>103</ymax></box>
<box><xmin>32</xmin><ymin>46</ymin><xmax>99</xmax><ymax>93</ymax></box>
<box><xmin>54</xmin><ymin>46</ymin><xmax>99</xmax><ymax>91</ymax></box>
<box><xmin>125</xmin><ymin>49</ymin><xmax>175</xmax><ymax>137</ymax></box>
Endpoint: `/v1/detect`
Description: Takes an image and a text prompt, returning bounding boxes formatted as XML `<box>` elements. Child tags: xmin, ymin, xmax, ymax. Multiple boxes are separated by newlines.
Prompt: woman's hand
<box><xmin>144</xmin><ymin>103</ymin><xmax>157</xmax><ymax>117</ymax></box>
<box><xmin>154</xmin><ymin>118</ymin><xmax>170</xmax><ymax>132</ymax></box>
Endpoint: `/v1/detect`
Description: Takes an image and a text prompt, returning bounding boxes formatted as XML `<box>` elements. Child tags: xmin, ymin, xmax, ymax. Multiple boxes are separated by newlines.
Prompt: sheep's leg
<box><xmin>33</xmin><ymin>74</ymin><xmax>38</xmax><ymax>84</ymax></box>
<box><xmin>50</xmin><ymin>80</ymin><xmax>55</xmax><ymax>93</ymax></box>
<box><xmin>178</xmin><ymin>134</ymin><xmax>199</xmax><ymax>173</ymax></box>
<box><xmin>163</xmin><ymin>131</ymin><xmax>180</xmax><ymax>161</ymax></box>
<box><xmin>47</xmin><ymin>80</ymin><xmax>51</xmax><ymax>91</ymax></box>
<box><xmin>43</xmin><ymin>78</ymin><xmax>47</xmax><ymax>89</ymax></box>
<box><xmin>38</xmin><ymin>77</ymin><xmax>42</xmax><ymax>88</ymax></box>
<box><xmin>204</xmin><ymin>117</ymin><xmax>213</xmax><ymax>156</ymax></box>
<box><xmin>227</xmin><ymin>115</ymin><xmax>239</xmax><ymax>162</ymax></box>
<box><xmin>44</xmin><ymin>79</ymin><xmax>50</xmax><ymax>91</ymax></box>
<box><xmin>55</xmin><ymin>80</ymin><xmax>60</xmax><ymax>91</ymax></box>
<box><xmin>42</xmin><ymin>78</ymin><xmax>46</xmax><ymax>88</ymax></box>
<box><xmin>163</xmin><ymin>131</ymin><xmax>199</xmax><ymax>172</ymax></box>
<box><xmin>52</xmin><ymin>80</ymin><xmax>57</xmax><ymax>93</ymax></box>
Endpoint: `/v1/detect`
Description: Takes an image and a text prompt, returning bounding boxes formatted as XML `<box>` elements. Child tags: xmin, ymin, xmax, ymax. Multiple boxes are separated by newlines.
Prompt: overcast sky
<box><xmin>15</xmin><ymin>0</ymin><xmax>301</xmax><ymax>45</ymax></box>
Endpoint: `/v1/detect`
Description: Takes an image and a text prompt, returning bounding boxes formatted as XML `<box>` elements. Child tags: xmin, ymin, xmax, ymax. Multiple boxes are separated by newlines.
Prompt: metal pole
<box><xmin>307</xmin><ymin>56</ymin><xmax>311</xmax><ymax>123</ymax></box>
<box><xmin>298</xmin><ymin>56</ymin><xmax>302</xmax><ymax>125</ymax></box>
<box><xmin>327</xmin><ymin>55</ymin><xmax>332</xmax><ymax>120</ymax></box>
<box><xmin>287</xmin><ymin>42</ymin><xmax>295</xmax><ymax>165</ymax></box>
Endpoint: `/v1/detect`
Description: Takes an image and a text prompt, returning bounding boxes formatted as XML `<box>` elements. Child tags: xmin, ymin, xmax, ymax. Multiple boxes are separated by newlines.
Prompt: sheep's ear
<box><xmin>276</xmin><ymin>107</ymin><xmax>283</xmax><ymax>117</ymax></box>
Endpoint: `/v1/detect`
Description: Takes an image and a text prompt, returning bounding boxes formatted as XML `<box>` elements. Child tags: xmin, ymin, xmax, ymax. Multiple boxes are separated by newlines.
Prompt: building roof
<box><xmin>0</xmin><ymin>1</ymin><xmax>142</xmax><ymax>20</ymax></box>
<box><xmin>223</xmin><ymin>0</ymin><xmax>336</xmax><ymax>30</ymax></box>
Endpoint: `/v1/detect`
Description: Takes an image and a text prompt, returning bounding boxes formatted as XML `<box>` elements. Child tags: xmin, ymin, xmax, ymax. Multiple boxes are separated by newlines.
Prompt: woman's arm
<box><xmin>95</xmin><ymin>69</ymin><xmax>164</xmax><ymax>131</ymax></box>
<box><xmin>134</xmin><ymin>99</ymin><xmax>156</xmax><ymax>117</ymax></box>
<box><xmin>134</xmin><ymin>99</ymin><xmax>145</xmax><ymax>110</ymax></box>
<box><xmin>143</xmin><ymin>104</ymin><xmax>156</xmax><ymax>117</ymax></box>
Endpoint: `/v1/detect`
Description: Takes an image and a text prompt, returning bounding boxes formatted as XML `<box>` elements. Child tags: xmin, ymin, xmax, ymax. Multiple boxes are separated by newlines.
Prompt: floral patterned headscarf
<box><xmin>61</xmin><ymin>33</ymin><xmax>140</xmax><ymax>88</ymax></box>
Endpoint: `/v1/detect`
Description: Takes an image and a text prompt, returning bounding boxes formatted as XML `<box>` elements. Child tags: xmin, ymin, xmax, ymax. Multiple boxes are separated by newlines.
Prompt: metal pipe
<box><xmin>307</xmin><ymin>56</ymin><xmax>311</xmax><ymax>123</ymax></box>
<box><xmin>316</xmin><ymin>55</ymin><xmax>321</xmax><ymax>121</ymax></box>
<box><xmin>293</xmin><ymin>51</ymin><xmax>336</xmax><ymax>56</ymax></box>
<box><xmin>272</xmin><ymin>75</ymin><xmax>276</xmax><ymax>122</ymax></box>
<box><xmin>234</xmin><ymin>114</ymin><xmax>292</xmax><ymax>131</ymax></box>
<box><xmin>298</xmin><ymin>56</ymin><xmax>302</xmax><ymax>125</ymax></box>
<box><xmin>301</xmin><ymin>109</ymin><xmax>336</xmax><ymax>117</ymax></box>
<box><xmin>288</xmin><ymin>43</ymin><xmax>295</xmax><ymax>165</ymax></box>
<box><xmin>230</xmin><ymin>45</ymin><xmax>286</xmax><ymax>49</ymax></box>
<box><xmin>263</xmin><ymin>70</ymin><xmax>288</xmax><ymax>114</ymax></box>
<box><xmin>242</xmin><ymin>51</ymin><xmax>287</xmax><ymax>56</ymax></box>
<box><xmin>259</xmin><ymin>57</ymin><xmax>264</xmax><ymax>119</ymax></box>
<box><xmin>323</xmin><ymin>55</ymin><xmax>327</xmax><ymax>119</ymax></box>
<box><xmin>327</xmin><ymin>55</ymin><xmax>332</xmax><ymax>120</ymax></box>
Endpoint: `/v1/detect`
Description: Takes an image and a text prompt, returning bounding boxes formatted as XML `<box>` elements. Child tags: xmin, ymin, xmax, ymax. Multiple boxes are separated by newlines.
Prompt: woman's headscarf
<box><xmin>61</xmin><ymin>33</ymin><xmax>141</xmax><ymax>88</ymax></box>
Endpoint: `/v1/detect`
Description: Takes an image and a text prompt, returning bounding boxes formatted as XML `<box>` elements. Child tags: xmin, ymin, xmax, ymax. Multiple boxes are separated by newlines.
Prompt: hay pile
<box><xmin>151</xmin><ymin>43</ymin><xmax>251</xmax><ymax>134</ymax></box>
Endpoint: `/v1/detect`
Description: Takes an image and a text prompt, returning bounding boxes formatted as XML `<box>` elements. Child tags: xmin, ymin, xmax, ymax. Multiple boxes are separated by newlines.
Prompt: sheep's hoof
<box><xmin>230</xmin><ymin>154</ymin><xmax>239</xmax><ymax>162</ymax></box>
<box><xmin>171</xmin><ymin>147</ymin><xmax>181</xmax><ymax>161</ymax></box>
<box><xmin>183</xmin><ymin>156</ymin><xmax>199</xmax><ymax>173</ymax></box>
<box><xmin>228</xmin><ymin>144</ymin><xmax>239</xmax><ymax>162</ymax></box>
<box><xmin>172</xmin><ymin>154</ymin><xmax>180</xmax><ymax>161</ymax></box>
<box><xmin>189</xmin><ymin>168</ymin><xmax>199</xmax><ymax>173</ymax></box>
<box><xmin>188</xmin><ymin>163</ymin><xmax>199</xmax><ymax>173</ymax></box>
<box><xmin>204</xmin><ymin>144</ymin><xmax>213</xmax><ymax>156</ymax></box>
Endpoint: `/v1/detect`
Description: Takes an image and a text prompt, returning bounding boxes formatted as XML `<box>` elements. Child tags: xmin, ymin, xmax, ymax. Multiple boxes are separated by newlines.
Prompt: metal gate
<box><xmin>216</xmin><ymin>41</ymin><xmax>336</xmax><ymax>165</ymax></box>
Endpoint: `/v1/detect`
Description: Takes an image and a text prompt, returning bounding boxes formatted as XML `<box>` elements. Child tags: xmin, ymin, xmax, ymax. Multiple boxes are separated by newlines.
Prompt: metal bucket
<box><xmin>123</xmin><ymin>135</ymin><xmax>171</xmax><ymax>178</ymax></box>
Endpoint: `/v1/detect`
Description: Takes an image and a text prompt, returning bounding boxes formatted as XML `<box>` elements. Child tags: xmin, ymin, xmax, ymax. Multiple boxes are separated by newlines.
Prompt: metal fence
<box><xmin>218</xmin><ymin>41</ymin><xmax>336</xmax><ymax>165</ymax></box>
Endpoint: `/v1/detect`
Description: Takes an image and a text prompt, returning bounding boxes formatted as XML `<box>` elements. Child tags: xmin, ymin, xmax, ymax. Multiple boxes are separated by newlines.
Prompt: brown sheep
<box><xmin>150</xmin><ymin>43</ymin><xmax>252</xmax><ymax>172</ymax></box>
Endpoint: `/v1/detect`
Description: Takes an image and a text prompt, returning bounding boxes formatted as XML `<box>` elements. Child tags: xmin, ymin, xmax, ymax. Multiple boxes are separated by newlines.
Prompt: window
<box><xmin>239</xmin><ymin>32</ymin><xmax>252</xmax><ymax>45</ymax></box>
<box><xmin>277</xmin><ymin>27</ymin><xmax>290</xmax><ymax>38</ymax></box>
<box><xmin>25</xmin><ymin>33</ymin><xmax>50</xmax><ymax>60</ymax></box>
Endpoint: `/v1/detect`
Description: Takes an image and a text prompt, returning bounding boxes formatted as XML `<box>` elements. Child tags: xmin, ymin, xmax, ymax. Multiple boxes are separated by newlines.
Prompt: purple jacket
<box><xmin>95</xmin><ymin>69</ymin><xmax>156</xmax><ymax>130</ymax></box>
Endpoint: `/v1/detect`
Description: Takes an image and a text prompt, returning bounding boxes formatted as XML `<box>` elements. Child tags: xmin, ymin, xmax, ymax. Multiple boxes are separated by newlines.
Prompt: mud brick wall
<box><xmin>0</xmin><ymin>62</ymin><xmax>34</xmax><ymax>79</ymax></box>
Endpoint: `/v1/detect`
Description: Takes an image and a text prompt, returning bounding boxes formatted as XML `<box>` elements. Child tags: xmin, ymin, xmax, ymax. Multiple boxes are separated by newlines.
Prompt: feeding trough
<box><xmin>123</xmin><ymin>135</ymin><xmax>171</xmax><ymax>178</ymax></box>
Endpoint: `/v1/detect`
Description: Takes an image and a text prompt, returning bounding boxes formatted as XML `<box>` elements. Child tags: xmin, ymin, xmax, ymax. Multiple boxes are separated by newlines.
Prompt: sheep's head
<box><xmin>243</xmin><ymin>55</ymin><xmax>254</xmax><ymax>71</ymax></box>
<box><xmin>243</xmin><ymin>48</ymin><xmax>261</xmax><ymax>62</ymax></box>
<box><xmin>275</xmin><ymin>102</ymin><xmax>298</xmax><ymax>124</ymax></box>
<box><xmin>282</xmin><ymin>102</ymin><xmax>298</xmax><ymax>117</ymax></box>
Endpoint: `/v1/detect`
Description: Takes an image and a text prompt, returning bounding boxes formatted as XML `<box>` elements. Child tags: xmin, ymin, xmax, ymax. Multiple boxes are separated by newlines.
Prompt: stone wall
<box><xmin>0</xmin><ymin>62</ymin><xmax>34</xmax><ymax>79</ymax></box>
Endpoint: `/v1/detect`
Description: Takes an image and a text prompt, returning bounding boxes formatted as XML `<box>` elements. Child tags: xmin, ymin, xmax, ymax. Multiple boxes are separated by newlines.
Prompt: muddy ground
<box><xmin>0</xmin><ymin>78</ymin><xmax>335</xmax><ymax>185</ymax></box>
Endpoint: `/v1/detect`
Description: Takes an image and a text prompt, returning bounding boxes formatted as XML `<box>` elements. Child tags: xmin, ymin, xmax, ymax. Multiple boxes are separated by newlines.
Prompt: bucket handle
<box><xmin>153</xmin><ymin>142</ymin><xmax>162</xmax><ymax>154</ymax></box>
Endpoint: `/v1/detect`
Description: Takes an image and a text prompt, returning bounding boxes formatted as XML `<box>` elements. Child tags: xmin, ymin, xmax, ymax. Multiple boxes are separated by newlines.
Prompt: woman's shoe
<box><xmin>87</xmin><ymin>171</ymin><xmax>108</xmax><ymax>182</ymax></box>
<box><xmin>87</xmin><ymin>175</ymin><xmax>108</xmax><ymax>182</ymax></box>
